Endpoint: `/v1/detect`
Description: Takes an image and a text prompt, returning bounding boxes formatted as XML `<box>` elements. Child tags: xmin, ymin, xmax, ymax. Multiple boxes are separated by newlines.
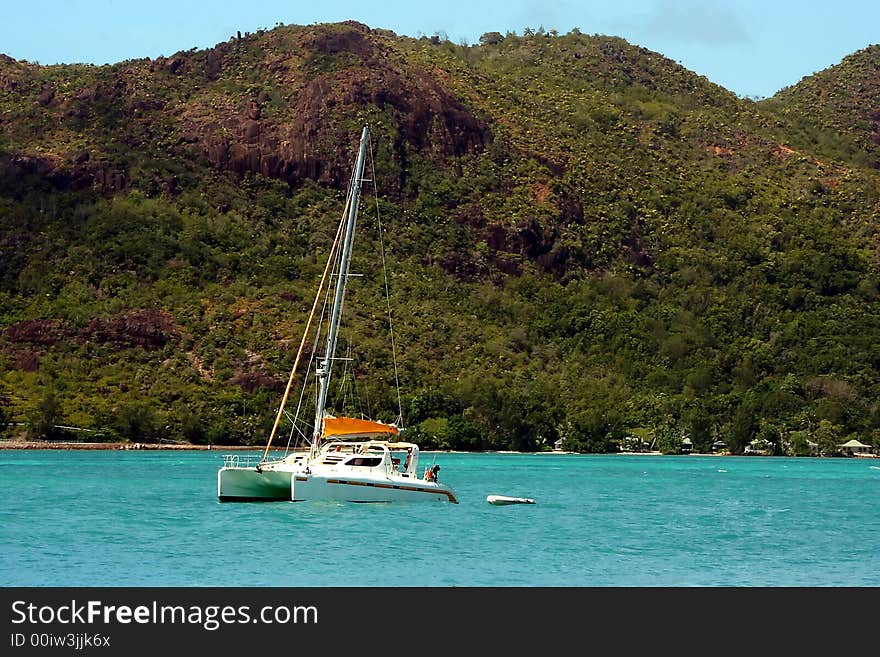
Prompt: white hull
<box><xmin>217</xmin><ymin>466</ymin><xmax>294</xmax><ymax>502</ymax></box>
<box><xmin>487</xmin><ymin>495</ymin><xmax>535</xmax><ymax>505</ymax></box>
<box><xmin>293</xmin><ymin>471</ymin><xmax>458</xmax><ymax>503</ymax></box>
<box><xmin>218</xmin><ymin>443</ymin><xmax>458</xmax><ymax>504</ymax></box>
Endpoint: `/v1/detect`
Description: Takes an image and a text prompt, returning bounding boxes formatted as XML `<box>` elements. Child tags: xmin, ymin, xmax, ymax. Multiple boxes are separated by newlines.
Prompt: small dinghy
<box><xmin>487</xmin><ymin>495</ymin><xmax>536</xmax><ymax>505</ymax></box>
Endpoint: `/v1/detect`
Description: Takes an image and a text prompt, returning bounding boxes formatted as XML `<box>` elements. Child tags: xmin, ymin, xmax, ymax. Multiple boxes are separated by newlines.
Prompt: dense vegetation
<box><xmin>1</xmin><ymin>22</ymin><xmax>879</xmax><ymax>456</ymax></box>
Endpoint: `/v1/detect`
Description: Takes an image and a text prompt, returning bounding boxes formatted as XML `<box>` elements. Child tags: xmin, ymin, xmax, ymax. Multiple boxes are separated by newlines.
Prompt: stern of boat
<box><xmin>217</xmin><ymin>454</ymin><xmax>293</xmax><ymax>502</ymax></box>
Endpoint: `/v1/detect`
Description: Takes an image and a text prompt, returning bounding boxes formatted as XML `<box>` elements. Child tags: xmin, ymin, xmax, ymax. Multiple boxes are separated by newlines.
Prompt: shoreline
<box><xmin>0</xmin><ymin>440</ymin><xmax>268</xmax><ymax>451</ymax></box>
<box><xmin>1</xmin><ymin>441</ymin><xmax>875</xmax><ymax>458</ymax></box>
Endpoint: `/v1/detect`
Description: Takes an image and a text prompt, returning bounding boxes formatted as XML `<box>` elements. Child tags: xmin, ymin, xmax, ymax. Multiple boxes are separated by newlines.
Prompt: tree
<box><xmin>683</xmin><ymin>406</ymin><xmax>714</xmax><ymax>453</ymax></box>
<box><xmin>409</xmin><ymin>417</ymin><xmax>448</xmax><ymax>450</ymax></box>
<box><xmin>408</xmin><ymin>389</ymin><xmax>459</xmax><ymax>424</ymax></box>
<box><xmin>0</xmin><ymin>403</ymin><xmax>10</xmax><ymax>438</ymax></box>
<box><xmin>756</xmin><ymin>422</ymin><xmax>784</xmax><ymax>455</ymax></box>
<box><xmin>27</xmin><ymin>391</ymin><xmax>64</xmax><ymax>440</ymax></box>
<box><xmin>182</xmin><ymin>413</ymin><xmax>208</xmax><ymax>444</ymax></box>
<box><xmin>479</xmin><ymin>32</ymin><xmax>504</xmax><ymax>46</ymax></box>
<box><xmin>447</xmin><ymin>415</ymin><xmax>481</xmax><ymax>450</ymax></box>
<box><xmin>654</xmin><ymin>416</ymin><xmax>684</xmax><ymax>454</ymax></box>
<box><xmin>870</xmin><ymin>429</ymin><xmax>880</xmax><ymax>451</ymax></box>
<box><xmin>564</xmin><ymin>409</ymin><xmax>622</xmax><ymax>453</ymax></box>
<box><xmin>789</xmin><ymin>430</ymin><xmax>814</xmax><ymax>457</ymax></box>
<box><xmin>814</xmin><ymin>419</ymin><xmax>842</xmax><ymax>456</ymax></box>
<box><xmin>728</xmin><ymin>402</ymin><xmax>758</xmax><ymax>454</ymax></box>
<box><xmin>113</xmin><ymin>403</ymin><xmax>158</xmax><ymax>443</ymax></box>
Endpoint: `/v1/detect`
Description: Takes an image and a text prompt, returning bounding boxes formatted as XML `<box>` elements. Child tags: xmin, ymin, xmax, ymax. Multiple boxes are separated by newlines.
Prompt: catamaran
<box><xmin>217</xmin><ymin>125</ymin><xmax>458</xmax><ymax>503</ymax></box>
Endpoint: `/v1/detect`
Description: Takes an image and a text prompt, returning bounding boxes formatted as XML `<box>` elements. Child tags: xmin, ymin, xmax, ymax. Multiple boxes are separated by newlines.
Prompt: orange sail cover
<box><xmin>322</xmin><ymin>416</ymin><xmax>399</xmax><ymax>438</ymax></box>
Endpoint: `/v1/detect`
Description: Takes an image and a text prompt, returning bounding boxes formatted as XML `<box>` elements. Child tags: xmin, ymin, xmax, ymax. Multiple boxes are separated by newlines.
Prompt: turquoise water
<box><xmin>1</xmin><ymin>450</ymin><xmax>878</xmax><ymax>586</ymax></box>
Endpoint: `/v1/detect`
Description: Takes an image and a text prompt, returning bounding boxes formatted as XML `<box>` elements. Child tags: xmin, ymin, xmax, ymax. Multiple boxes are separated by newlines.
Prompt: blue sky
<box><xmin>1</xmin><ymin>1</ymin><xmax>877</xmax><ymax>99</ymax></box>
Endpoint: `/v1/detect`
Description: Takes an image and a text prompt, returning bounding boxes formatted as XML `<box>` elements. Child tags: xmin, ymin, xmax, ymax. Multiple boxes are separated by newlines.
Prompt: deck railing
<box><xmin>222</xmin><ymin>453</ymin><xmax>292</xmax><ymax>468</ymax></box>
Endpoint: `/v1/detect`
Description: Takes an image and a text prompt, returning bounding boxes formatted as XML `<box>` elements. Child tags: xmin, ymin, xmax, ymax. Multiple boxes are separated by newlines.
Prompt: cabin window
<box><xmin>345</xmin><ymin>457</ymin><xmax>382</xmax><ymax>467</ymax></box>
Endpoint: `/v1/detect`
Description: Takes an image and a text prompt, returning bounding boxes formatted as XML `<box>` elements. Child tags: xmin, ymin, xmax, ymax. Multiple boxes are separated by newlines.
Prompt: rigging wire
<box><xmin>282</xmin><ymin>145</ymin><xmax>361</xmax><ymax>453</ymax></box>
<box><xmin>272</xmin><ymin>125</ymin><xmax>404</xmax><ymax>457</ymax></box>
<box><xmin>367</xmin><ymin>132</ymin><xmax>405</xmax><ymax>428</ymax></box>
<box><xmin>284</xmin><ymin>190</ymin><xmax>349</xmax><ymax>453</ymax></box>
<box><xmin>260</xmin><ymin>194</ymin><xmax>347</xmax><ymax>461</ymax></box>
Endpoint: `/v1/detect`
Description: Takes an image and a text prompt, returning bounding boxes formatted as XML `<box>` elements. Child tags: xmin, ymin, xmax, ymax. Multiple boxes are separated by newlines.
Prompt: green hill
<box><xmin>761</xmin><ymin>44</ymin><xmax>880</xmax><ymax>169</ymax></box>
<box><xmin>1</xmin><ymin>21</ymin><xmax>879</xmax><ymax>455</ymax></box>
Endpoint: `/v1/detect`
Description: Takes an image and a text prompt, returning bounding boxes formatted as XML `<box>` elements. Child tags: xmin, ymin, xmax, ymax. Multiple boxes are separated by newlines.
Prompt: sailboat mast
<box><xmin>313</xmin><ymin>125</ymin><xmax>370</xmax><ymax>442</ymax></box>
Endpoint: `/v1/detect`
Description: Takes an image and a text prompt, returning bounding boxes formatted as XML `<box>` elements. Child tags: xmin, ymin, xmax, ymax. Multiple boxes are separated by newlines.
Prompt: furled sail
<box><xmin>321</xmin><ymin>416</ymin><xmax>399</xmax><ymax>438</ymax></box>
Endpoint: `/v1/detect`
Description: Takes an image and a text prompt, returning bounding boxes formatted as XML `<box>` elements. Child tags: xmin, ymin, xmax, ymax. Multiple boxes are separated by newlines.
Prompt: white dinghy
<box><xmin>486</xmin><ymin>495</ymin><xmax>536</xmax><ymax>505</ymax></box>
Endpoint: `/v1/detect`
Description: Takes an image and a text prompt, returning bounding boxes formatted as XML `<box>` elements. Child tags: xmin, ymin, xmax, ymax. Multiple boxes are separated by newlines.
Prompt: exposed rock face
<box><xmin>36</xmin><ymin>84</ymin><xmax>55</xmax><ymax>106</ymax></box>
<box><xmin>0</xmin><ymin>152</ymin><xmax>126</xmax><ymax>193</ymax></box>
<box><xmin>83</xmin><ymin>310</ymin><xmax>178</xmax><ymax>349</ymax></box>
<box><xmin>2</xmin><ymin>313</ymin><xmax>180</xmax><ymax>368</ymax></box>
<box><xmin>3</xmin><ymin>348</ymin><xmax>40</xmax><ymax>371</ymax></box>
<box><xmin>1</xmin><ymin>23</ymin><xmax>492</xmax><ymax>197</ymax></box>
<box><xmin>193</xmin><ymin>24</ymin><xmax>492</xmax><ymax>191</ymax></box>
<box><xmin>204</xmin><ymin>47</ymin><xmax>224</xmax><ymax>80</ymax></box>
<box><xmin>4</xmin><ymin>320</ymin><xmax>63</xmax><ymax>372</ymax></box>
<box><xmin>6</xmin><ymin>319</ymin><xmax>64</xmax><ymax>345</ymax></box>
